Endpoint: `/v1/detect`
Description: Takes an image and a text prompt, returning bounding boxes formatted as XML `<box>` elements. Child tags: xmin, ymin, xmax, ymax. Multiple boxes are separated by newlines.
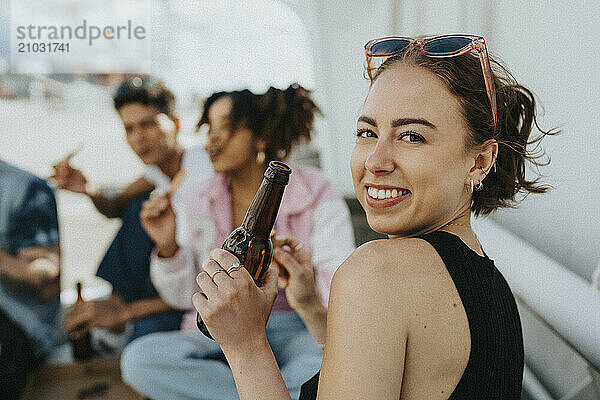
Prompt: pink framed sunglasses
<box><xmin>364</xmin><ymin>34</ymin><xmax>497</xmax><ymax>126</ymax></box>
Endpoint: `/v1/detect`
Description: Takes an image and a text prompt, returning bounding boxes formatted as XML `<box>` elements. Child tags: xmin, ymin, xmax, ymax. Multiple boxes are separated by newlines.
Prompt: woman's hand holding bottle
<box><xmin>192</xmin><ymin>248</ymin><xmax>279</xmax><ymax>352</ymax></box>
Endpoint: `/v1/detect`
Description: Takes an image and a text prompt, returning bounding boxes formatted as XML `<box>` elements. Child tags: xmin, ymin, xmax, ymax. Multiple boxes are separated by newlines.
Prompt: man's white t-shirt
<box><xmin>143</xmin><ymin>145</ymin><xmax>212</xmax><ymax>245</ymax></box>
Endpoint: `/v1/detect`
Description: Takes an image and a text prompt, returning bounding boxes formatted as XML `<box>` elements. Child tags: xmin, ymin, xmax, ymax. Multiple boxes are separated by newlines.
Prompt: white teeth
<box><xmin>367</xmin><ymin>186</ymin><xmax>408</xmax><ymax>200</ymax></box>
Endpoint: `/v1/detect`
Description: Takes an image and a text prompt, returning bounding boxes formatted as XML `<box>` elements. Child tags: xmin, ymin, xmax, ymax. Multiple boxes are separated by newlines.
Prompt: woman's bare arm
<box><xmin>317</xmin><ymin>240</ymin><xmax>414</xmax><ymax>399</ymax></box>
<box><xmin>223</xmin><ymin>336</ymin><xmax>293</xmax><ymax>400</ymax></box>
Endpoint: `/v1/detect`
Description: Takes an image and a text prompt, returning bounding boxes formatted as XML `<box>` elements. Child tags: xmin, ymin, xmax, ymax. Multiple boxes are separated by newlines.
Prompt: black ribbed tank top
<box><xmin>299</xmin><ymin>231</ymin><xmax>523</xmax><ymax>399</ymax></box>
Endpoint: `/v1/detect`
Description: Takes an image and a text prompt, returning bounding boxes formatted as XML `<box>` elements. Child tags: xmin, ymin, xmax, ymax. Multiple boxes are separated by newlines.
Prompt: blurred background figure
<box><xmin>120</xmin><ymin>84</ymin><xmax>356</xmax><ymax>400</ymax></box>
<box><xmin>52</xmin><ymin>76</ymin><xmax>213</xmax><ymax>355</ymax></box>
<box><xmin>0</xmin><ymin>159</ymin><xmax>61</xmax><ymax>399</ymax></box>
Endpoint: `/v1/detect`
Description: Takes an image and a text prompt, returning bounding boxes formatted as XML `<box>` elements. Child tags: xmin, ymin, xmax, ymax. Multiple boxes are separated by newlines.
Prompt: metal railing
<box><xmin>472</xmin><ymin>218</ymin><xmax>600</xmax><ymax>399</ymax></box>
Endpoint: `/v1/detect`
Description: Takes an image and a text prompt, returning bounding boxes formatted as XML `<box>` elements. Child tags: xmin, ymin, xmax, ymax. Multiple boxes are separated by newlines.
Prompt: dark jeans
<box><xmin>0</xmin><ymin>309</ymin><xmax>37</xmax><ymax>400</ymax></box>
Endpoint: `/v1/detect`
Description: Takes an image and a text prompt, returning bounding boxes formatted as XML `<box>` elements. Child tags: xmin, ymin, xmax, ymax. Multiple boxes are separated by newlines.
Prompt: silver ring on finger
<box><xmin>226</xmin><ymin>262</ymin><xmax>241</xmax><ymax>274</ymax></box>
<box><xmin>209</xmin><ymin>269</ymin><xmax>226</xmax><ymax>280</ymax></box>
<box><xmin>294</xmin><ymin>241</ymin><xmax>304</xmax><ymax>252</ymax></box>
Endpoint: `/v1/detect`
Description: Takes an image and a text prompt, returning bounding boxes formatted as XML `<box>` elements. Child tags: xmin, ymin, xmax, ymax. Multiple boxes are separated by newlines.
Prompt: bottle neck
<box><xmin>241</xmin><ymin>177</ymin><xmax>286</xmax><ymax>237</ymax></box>
<box><xmin>76</xmin><ymin>282</ymin><xmax>84</xmax><ymax>303</ymax></box>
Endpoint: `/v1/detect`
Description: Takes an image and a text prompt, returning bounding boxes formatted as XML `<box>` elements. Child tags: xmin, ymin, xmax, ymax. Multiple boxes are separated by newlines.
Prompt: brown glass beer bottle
<box><xmin>72</xmin><ymin>281</ymin><xmax>94</xmax><ymax>361</ymax></box>
<box><xmin>197</xmin><ymin>161</ymin><xmax>292</xmax><ymax>338</ymax></box>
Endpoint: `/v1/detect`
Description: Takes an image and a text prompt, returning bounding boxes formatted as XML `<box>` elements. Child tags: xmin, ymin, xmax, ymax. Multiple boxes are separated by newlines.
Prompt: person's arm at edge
<box><xmin>0</xmin><ymin>177</ymin><xmax>61</xmax><ymax>301</ymax></box>
<box><xmin>0</xmin><ymin>244</ymin><xmax>60</xmax><ymax>301</ymax></box>
<box><xmin>88</xmin><ymin>176</ymin><xmax>154</xmax><ymax>218</ymax></box>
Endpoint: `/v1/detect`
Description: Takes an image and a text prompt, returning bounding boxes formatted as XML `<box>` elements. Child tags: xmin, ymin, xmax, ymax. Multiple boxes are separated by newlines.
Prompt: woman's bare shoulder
<box><xmin>335</xmin><ymin>237</ymin><xmax>441</xmax><ymax>281</ymax></box>
<box><xmin>329</xmin><ymin>237</ymin><xmax>443</xmax><ymax>310</ymax></box>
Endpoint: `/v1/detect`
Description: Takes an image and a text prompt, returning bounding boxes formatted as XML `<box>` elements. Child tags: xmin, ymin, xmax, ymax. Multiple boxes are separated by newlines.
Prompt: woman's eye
<box><xmin>356</xmin><ymin>129</ymin><xmax>376</xmax><ymax>139</ymax></box>
<box><xmin>399</xmin><ymin>131</ymin><xmax>424</xmax><ymax>143</ymax></box>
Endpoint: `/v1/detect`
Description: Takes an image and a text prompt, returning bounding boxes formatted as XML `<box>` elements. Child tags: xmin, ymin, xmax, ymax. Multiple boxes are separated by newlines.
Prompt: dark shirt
<box><xmin>300</xmin><ymin>231</ymin><xmax>523</xmax><ymax>399</ymax></box>
<box><xmin>0</xmin><ymin>160</ymin><xmax>60</xmax><ymax>355</ymax></box>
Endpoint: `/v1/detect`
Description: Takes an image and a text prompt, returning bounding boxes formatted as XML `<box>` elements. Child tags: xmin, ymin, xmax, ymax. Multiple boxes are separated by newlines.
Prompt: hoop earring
<box><xmin>474</xmin><ymin>166</ymin><xmax>487</xmax><ymax>192</ymax></box>
<box><xmin>256</xmin><ymin>150</ymin><xmax>266</xmax><ymax>165</ymax></box>
<box><xmin>480</xmin><ymin>166</ymin><xmax>489</xmax><ymax>178</ymax></box>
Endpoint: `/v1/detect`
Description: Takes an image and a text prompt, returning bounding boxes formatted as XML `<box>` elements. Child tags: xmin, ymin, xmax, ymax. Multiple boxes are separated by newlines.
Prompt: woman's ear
<box><xmin>467</xmin><ymin>139</ymin><xmax>498</xmax><ymax>184</ymax></box>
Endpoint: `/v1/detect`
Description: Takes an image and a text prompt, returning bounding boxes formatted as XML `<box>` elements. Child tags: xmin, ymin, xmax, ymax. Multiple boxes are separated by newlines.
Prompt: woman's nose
<box><xmin>364</xmin><ymin>140</ymin><xmax>395</xmax><ymax>174</ymax></box>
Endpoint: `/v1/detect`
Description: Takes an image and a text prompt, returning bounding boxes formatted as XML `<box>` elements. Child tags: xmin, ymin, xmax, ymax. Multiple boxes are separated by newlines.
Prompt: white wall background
<box><xmin>488</xmin><ymin>1</ymin><xmax>600</xmax><ymax>283</ymax></box>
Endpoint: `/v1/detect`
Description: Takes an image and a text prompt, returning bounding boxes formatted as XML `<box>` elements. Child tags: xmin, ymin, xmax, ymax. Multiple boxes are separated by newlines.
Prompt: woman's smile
<box><xmin>365</xmin><ymin>184</ymin><xmax>411</xmax><ymax>208</ymax></box>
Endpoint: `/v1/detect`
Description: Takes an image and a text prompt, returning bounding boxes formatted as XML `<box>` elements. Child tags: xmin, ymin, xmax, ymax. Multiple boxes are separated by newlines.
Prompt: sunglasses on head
<box><xmin>364</xmin><ymin>34</ymin><xmax>497</xmax><ymax>126</ymax></box>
